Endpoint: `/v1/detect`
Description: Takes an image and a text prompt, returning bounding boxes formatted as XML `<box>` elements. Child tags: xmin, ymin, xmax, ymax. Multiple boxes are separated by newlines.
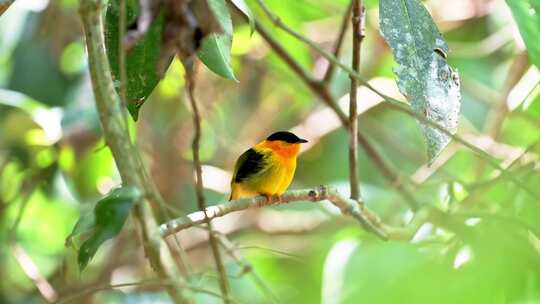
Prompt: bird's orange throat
<box><xmin>257</xmin><ymin>140</ymin><xmax>301</xmax><ymax>159</ymax></box>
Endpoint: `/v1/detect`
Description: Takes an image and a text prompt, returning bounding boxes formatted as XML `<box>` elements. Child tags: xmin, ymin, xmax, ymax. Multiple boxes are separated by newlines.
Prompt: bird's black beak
<box><xmin>298</xmin><ymin>138</ymin><xmax>308</xmax><ymax>143</ymax></box>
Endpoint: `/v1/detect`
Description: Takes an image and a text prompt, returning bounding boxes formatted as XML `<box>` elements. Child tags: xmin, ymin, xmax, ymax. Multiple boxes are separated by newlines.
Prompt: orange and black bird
<box><xmin>229</xmin><ymin>131</ymin><xmax>308</xmax><ymax>200</ymax></box>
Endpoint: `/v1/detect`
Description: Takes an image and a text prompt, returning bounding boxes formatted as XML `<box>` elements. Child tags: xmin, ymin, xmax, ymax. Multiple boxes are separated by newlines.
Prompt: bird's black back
<box><xmin>233</xmin><ymin>148</ymin><xmax>267</xmax><ymax>183</ymax></box>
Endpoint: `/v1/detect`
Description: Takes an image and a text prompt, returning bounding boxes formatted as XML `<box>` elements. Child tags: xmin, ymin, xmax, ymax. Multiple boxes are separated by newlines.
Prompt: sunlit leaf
<box><xmin>104</xmin><ymin>0</ymin><xmax>172</xmax><ymax>121</ymax></box>
<box><xmin>197</xmin><ymin>0</ymin><xmax>238</xmax><ymax>81</ymax></box>
<box><xmin>506</xmin><ymin>0</ymin><xmax>540</xmax><ymax>69</ymax></box>
<box><xmin>379</xmin><ymin>0</ymin><xmax>461</xmax><ymax>164</ymax></box>
<box><xmin>0</xmin><ymin>89</ymin><xmax>63</xmax><ymax>144</ymax></box>
<box><xmin>230</xmin><ymin>0</ymin><xmax>255</xmax><ymax>34</ymax></box>
<box><xmin>70</xmin><ymin>186</ymin><xmax>142</xmax><ymax>271</ymax></box>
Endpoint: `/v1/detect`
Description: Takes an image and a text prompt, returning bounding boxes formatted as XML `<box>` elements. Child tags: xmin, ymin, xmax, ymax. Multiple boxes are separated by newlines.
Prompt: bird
<box><xmin>229</xmin><ymin>131</ymin><xmax>308</xmax><ymax>201</ymax></box>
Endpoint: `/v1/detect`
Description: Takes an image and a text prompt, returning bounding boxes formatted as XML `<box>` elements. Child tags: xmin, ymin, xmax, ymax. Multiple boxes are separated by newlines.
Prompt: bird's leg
<box><xmin>262</xmin><ymin>193</ymin><xmax>273</xmax><ymax>203</ymax></box>
<box><xmin>261</xmin><ymin>194</ymin><xmax>284</xmax><ymax>204</ymax></box>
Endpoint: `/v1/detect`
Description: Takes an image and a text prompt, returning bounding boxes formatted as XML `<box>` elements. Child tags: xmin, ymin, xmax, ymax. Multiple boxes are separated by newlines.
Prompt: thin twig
<box><xmin>236</xmin><ymin>246</ymin><xmax>304</xmax><ymax>262</ymax></box>
<box><xmin>216</xmin><ymin>236</ymin><xmax>280</xmax><ymax>304</ymax></box>
<box><xmin>487</xmin><ymin>51</ymin><xmax>529</xmax><ymax>140</ymax></box>
<box><xmin>8</xmin><ymin>177</ymin><xmax>57</xmax><ymax>303</ymax></box>
<box><xmin>323</xmin><ymin>1</ymin><xmax>353</xmax><ymax>84</ymax></box>
<box><xmin>386</xmin><ymin>101</ymin><xmax>540</xmax><ymax>201</ymax></box>
<box><xmin>348</xmin><ymin>0</ymin><xmax>365</xmax><ymax>201</ymax></box>
<box><xmin>461</xmin><ymin>142</ymin><xmax>539</xmax><ymax>207</ymax></box>
<box><xmin>8</xmin><ymin>182</ymin><xmax>37</xmax><ymax>241</ymax></box>
<box><xmin>475</xmin><ymin>52</ymin><xmax>529</xmax><ymax>178</ymax></box>
<box><xmin>452</xmin><ymin>211</ymin><xmax>540</xmax><ymax>236</ymax></box>
<box><xmin>159</xmin><ymin>186</ymin><xmax>388</xmax><ymax>240</ymax></box>
<box><xmin>185</xmin><ymin>69</ymin><xmax>232</xmax><ymax>303</ymax></box>
<box><xmin>11</xmin><ymin>243</ymin><xmax>58</xmax><ymax>303</ymax></box>
<box><xmin>254</xmin><ymin>0</ymin><xmax>540</xmax><ymax>202</ymax></box>
<box><xmin>356</xmin><ymin>135</ymin><xmax>419</xmax><ymax>210</ymax></box>
<box><xmin>56</xmin><ymin>280</ymin><xmax>227</xmax><ymax>304</ymax></box>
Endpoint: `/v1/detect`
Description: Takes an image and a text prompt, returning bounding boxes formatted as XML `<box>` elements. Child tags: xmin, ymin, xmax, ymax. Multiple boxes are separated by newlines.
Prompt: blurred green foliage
<box><xmin>0</xmin><ymin>0</ymin><xmax>539</xmax><ymax>303</ymax></box>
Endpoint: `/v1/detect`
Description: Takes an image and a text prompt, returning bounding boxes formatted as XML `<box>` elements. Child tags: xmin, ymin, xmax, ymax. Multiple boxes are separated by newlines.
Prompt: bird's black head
<box><xmin>266</xmin><ymin>131</ymin><xmax>308</xmax><ymax>144</ymax></box>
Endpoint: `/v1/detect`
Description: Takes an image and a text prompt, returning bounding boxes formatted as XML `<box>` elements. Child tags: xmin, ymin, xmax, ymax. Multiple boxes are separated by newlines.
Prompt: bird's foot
<box><xmin>262</xmin><ymin>193</ymin><xmax>273</xmax><ymax>203</ymax></box>
<box><xmin>262</xmin><ymin>194</ymin><xmax>283</xmax><ymax>204</ymax></box>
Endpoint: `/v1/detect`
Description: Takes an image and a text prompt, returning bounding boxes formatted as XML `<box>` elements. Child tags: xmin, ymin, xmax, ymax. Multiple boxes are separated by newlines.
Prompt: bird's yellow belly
<box><xmin>231</xmin><ymin>156</ymin><xmax>296</xmax><ymax>199</ymax></box>
<box><xmin>259</xmin><ymin>162</ymin><xmax>293</xmax><ymax>195</ymax></box>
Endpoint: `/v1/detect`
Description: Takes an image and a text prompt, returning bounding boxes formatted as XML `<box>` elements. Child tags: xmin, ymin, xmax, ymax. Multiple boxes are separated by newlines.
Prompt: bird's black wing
<box><xmin>233</xmin><ymin>148</ymin><xmax>267</xmax><ymax>183</ymax></box>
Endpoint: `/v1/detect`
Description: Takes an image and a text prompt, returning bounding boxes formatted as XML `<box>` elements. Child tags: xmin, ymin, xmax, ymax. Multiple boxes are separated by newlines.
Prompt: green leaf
<box><xmin>198</xmin><ymin>34</ymin><xmax>237</xmax><ymax>81</ymax></box>
<box><xmin>197</xmin><ymin>0</ymin><xmax>238</xmax><ymax>81</ymax></box>
<box><xmin>208</xmin><ymin>0</ymin><xmax>233</xmax><ymax>36</ymax></box>
<box><xmin>379</xmin><ymin>0</ymin><xmax>461</xmax><ymax>164</ymax></box>
<box><xmin>230</xmin><ymin>0</ymin><xmax>255</xmax><ymax>35</ymax></box>
<box><xmin>506</xmin><ymin>0</ymin><xmax>540</xmax><ymax>69</ymax></box>
<box><xmin>104</xmin><ymin>0</ymin><xmax>173</xmax><ymax>121</ymax></box>
<box><xmin>69</xmin><ymin>186</ymin><xmax>142</xmax><ymax>271</ymax></box>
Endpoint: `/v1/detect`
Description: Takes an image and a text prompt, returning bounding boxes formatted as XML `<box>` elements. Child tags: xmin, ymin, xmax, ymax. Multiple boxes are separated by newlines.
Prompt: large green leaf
<box><xmin>197</xmin><ymin>0</ymin><xmax>238</xmax><ymax>81</ymax></box>
<box><xmin>379</xmin><ymin>0</ymin><xmax>461</xmax><ymax>164</ymax></box>
<box><xmin>104</xmin><ymin>0</ymin><xmax>172</xmax><ymax>121</ymax></box>
<box><xmin>506</xmin><ymin>0</ymin><xmax>540</xmax><ymax>69</ymax></box>
<box><xmin>67</xmin><ymin>186</ymin><xmax>142</xmax><ymax>271</ymax></box>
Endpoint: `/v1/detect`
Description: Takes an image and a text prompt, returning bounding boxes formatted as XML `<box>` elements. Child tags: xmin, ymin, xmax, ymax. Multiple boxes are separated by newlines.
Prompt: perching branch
<box><xmin>185</xmin><ymin>69</ymin><xmax>232</xmax><ymax>303</ymax></box>
<box><xmin>254</xmin><ymin>0</ymin><xmax>540</xmax><ymax>202</ymax></box>
<box><xmin>159</xmin><ymin>186</ymin><xmax>388</xmax><ymax>240</ymax></box>
<box><xmin>78</xmin><ymin>2</ymin><xmax>192</xmax><ymax>303</ymax></box>
<box><xmin>348</xmin><ymin>0</ymin><xmax>365</xmax><ymax>201</ymax></box>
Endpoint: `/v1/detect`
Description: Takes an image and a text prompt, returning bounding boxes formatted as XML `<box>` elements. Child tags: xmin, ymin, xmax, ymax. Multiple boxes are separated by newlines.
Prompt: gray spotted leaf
<box><xmin>379</xmin><ymin>0</ymin><xmax>461</xmax><ymax>164</ymax></box>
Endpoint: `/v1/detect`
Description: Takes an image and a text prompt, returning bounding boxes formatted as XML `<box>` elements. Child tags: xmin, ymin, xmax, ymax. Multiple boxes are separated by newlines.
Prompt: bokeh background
<box><xmin>1</xmin><ymin>0</ymin><xmax>539</xmax><ymax>303</ymax></box>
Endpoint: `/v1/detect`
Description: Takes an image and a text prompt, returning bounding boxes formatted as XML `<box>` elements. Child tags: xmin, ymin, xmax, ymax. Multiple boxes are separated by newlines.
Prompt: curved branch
<box><xmin>159</xmin><ymin>186</ymin><xmax>388</xmax><ymax>240</ymax></box>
